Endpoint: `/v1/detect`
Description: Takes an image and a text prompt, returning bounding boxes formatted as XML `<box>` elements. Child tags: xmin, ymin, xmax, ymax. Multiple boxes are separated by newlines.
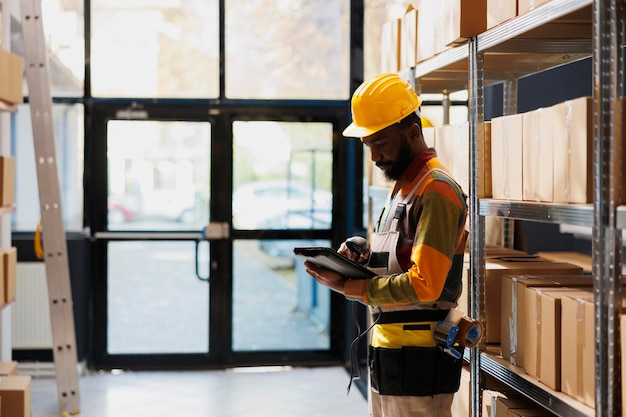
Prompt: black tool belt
<box><xmin>368</xmin><ymin>345</ymin><xmax>464</xmax><ymax>396</ymax></box>
<box><xmin>372</xmin><ymin>309</ymin><xmax>450</xmax><ymax>324</ymax></box>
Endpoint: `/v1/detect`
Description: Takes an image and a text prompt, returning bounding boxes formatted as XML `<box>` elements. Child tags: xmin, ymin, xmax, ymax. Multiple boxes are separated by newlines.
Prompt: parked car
<box><xmin>233</xmin><ymin>180</ymin><xmax>332</xmax><ymax>230</ymax></box>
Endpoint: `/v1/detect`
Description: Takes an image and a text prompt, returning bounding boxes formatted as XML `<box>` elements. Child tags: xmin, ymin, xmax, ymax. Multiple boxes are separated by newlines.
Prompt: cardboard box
<box><xmin>552</xmin><ymin>97</ymin><xmax>593</xmax><ymax>204</ymax></box>
<box><xmin>0</xmin><ymin>48</ymin><xmax>9</xmax><ymax>104</ymax></box>
<box><xmin>401</xmin><ymin>7</ymin><xmax>418</xmax><ymax>69</ymax></box>
<box><xmin>445</xmin><ymin>0</ymin><xmax>488</xmax><ymax>46</ymax></box>
<box><xmin>0</xmin><ymin>156</ymin><xmax>15</xmax><ymax>207</ymax></box>
<box><xmin>522</xmin><ymin>107</ymin><xmax>553</xmax><ymax>202</ymax></box>
<box><xmin>561</xmin><ymin>292</ymin><xmax>595</xmax><ymax>407</ymax></box>
<box><xmin>6</xmin><ymin>52</ymin><xmax>23</xmax><ymax>104</ymax></box>
<box><xmin>480</xmin><ymin>121</ymin><xmax>493</xmax><ymax>198</ymax></box>
<box><xmin>483</xmin><ymin>390</ymin><xmax>507</xmax><ymax>417</ymax></box>
<box><xmin>0</xmin><ymin>48</ymin><xmax>23</xmax><ymax>105</ymax></box>
<box><xmin>536</xmin><ymin>251</ymin><xmax>592</xmax><ymax>273</ymax></box>
<box><xmin>0</xmin><ymin>361</ymin><xmax>18</xmax><ymax>376</ymax></box>
<box><xmin>524</xmin><ymin>287</ymin><xmax>591</xmax><ymax>389</ymax></box>
<box><xmin>459</xmin><ymin>246</ymin><xmax>528</xmax><ymax>317</ymax></box>
<box><xmin>1</xmin><ymin>247</ymin><xmax>17</xmax><ymax>304</ymax></box>
<box><xmin>518</xmin><ymin>0</ymin><xmax>552</xmax><ymax>15</ymax></box>
<box><xmin>417</xmin><ymin>0</ymin><xmax>436</xmax><ymax>61</ymax></box>
<box><xmin>494</xmin><ymin>395</ymin><xmax>537</xmax><ymax>416</ymax></box>
<box><xmin>436</xmin><ymin>124</ymin><xmax>455</xmax><ymax>173</ymax></box>
<box><xmin>491</xmin><ymin>114</ymin><xmax>523</xmax><ymax>200</ymax></box>
<box><xmin>487</xmin><ymin>0</ymin><xmax>517</xmax><ymax>30</ymax></box>
<box><xmin>500</xmin><ymin>274</ymin><xmax>590</xmax><ymax>363</ymax></box>
<box><xmin>0</xmin><ymin>375</ymin><xmax>31</xmax><ymax>417</ymax></box>
<box><xmin>423</xmin><ymin>127</ymin><xmax>436</xmax><ymax>148</ymax></box>
<box><xmin>381</xmin><ymin>19</ymin><xmax>402</xmax><ymax>72</ymax></box>
<box><xmin>452</xmin><ymin>122</ymin><xmax>470</xmax><ymax>195</ymax></box>
<box><xmin>433</xmin><ymin>0</ymin><xmax>447</xmax><ymax>56</ymax></box>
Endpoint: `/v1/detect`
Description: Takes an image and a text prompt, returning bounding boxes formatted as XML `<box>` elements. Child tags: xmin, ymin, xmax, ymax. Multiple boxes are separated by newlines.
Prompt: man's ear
<box><xmin>410</xmin><ymin>124</ymin><xmax>421</xmax><ymax>139</ymax></box>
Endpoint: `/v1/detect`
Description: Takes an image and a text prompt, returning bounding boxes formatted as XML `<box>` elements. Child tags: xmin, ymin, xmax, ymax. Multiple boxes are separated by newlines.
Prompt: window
<box><xmin>90</xmin><ymin>0</ymin><xmax>220</xmax><ymax>98</ymax></box>
<box><xmin>225</xmin><ymin>0</ymin><xmax>350</xmax><ymax>99</ymax></box>
<box><xmin>12</xmin><ymin>104</ymin><xmax>84</xmax><ymax>231</ymax></box>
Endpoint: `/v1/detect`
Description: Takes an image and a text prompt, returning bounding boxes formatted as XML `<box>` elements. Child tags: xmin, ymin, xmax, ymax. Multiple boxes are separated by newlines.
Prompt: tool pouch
<box><xmin>368</xmin><ymin>345</ymin><xmax>464</xmax><ymax>396</ymax></box>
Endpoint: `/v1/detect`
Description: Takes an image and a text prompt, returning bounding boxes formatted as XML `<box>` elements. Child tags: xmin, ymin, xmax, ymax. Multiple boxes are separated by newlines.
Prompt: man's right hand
<box><xmin>338</xmin><ymin>236</ymin><xmax>371</xmax><ymax>264</ymax></box>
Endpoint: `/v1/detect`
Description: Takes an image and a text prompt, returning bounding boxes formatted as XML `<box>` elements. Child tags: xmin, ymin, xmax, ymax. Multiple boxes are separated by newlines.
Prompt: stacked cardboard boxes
<box><xmin>460</xmin><ymin>256</ymin><xmax>583</xmax><ymax>344</ymax></box>
<box><xmin>381</xmin><ymin>1</ymin><xmax>565</xmax><ymax>69</ymax></box>
<box><xmin>490</xmin><ymin>96</ymin><xmax>623</xmax><ymax>205</ymax></box>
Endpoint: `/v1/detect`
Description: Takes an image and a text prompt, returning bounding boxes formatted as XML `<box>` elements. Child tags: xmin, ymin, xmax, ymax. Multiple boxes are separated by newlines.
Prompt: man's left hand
<box><xmin>304</xmin><ymin>261</ymin><xmax>346</xmax><ymax>294</ymax></box>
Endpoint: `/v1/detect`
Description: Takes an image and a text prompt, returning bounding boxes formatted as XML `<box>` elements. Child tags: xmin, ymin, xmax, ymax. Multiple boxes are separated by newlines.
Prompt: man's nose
<box><xmin>369</xmin><ymin>148</ymin><xmax>381</xmax><ymax>162</ymax></box>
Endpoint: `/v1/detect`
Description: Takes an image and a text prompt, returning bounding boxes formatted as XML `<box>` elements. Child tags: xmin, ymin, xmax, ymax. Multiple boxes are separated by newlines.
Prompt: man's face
<box><xmin>361</xmin><ymin>123</ymin><xmax>413</xmax><ymax>181</ymax></box>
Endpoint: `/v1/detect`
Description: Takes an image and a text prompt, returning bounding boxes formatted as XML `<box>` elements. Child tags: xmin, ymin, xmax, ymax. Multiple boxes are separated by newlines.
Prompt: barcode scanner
<box><xmin>345</xmin><ymin>236</ymin><xmax>369</xmax><ymax>257</ymax></box>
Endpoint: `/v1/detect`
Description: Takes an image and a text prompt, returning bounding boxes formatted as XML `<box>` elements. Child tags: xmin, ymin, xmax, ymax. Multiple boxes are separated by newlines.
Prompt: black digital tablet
<box><xmin>293</xmin><ymin>246</ymin><xmax>376</xmax><ymax>278</ymax></box>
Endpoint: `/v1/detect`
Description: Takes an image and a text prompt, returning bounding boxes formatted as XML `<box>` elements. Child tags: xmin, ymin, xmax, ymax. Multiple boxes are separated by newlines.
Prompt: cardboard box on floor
<box><xmin>523</xmin><ymin>287</ymin><xmax>593</xmax><ymax>390</ymax></box>
<box><xmin>500</xmin><ymin>275</ymin><xmax>592</xmax><ymax>368</ymax></box>
<box><xmin>465</xmin><ymin>257</ymin><xmax>584</xmax><ymax>344</ymax></box>
<box><xmin>0</xmin><ymin>375</ymin><xmax>31</xmax><ymax>417</ymax></box>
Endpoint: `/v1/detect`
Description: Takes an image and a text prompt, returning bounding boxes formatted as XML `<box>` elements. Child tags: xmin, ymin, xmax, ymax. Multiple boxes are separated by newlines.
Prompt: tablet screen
<box><xmin>293</xmin><ymin>246</ymin><xmax>376</xmax><ymax>279</ymax></box>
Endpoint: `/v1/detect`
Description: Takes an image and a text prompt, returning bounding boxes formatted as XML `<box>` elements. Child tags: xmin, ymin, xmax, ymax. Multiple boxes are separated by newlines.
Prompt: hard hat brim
<box><xmin>342</xmin><ymin>120</ymin><xmax>396</xmax><ymax>138</ymax></box>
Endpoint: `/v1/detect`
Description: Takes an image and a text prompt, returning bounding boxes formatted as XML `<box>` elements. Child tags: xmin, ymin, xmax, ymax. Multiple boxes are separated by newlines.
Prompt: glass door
<box><xmin>230</xmin><ymin>121</ymin><xmax>334</xmax><ymax>354</ymax></box>
<box><xmin>105</xmin><ymin>119</ymin><xmax>212</xmax><ymax>356</ymax></box>
<box><xmin>90</xmin><ymin>110</ymin><xmax>219</xmax><ymax>368</ymax></box>
<box><xmin>90</xmin><ymin>108</ymin><xmax>346</xmax><ymax>369</ymax></box>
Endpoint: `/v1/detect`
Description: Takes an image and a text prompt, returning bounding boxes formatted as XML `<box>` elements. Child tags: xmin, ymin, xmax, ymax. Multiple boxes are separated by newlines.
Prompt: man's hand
<box><xmin>304</xmin><ymin>261</ymin><xmax>346</xmax><ymax>294</ymax></box>
<box><xmin>338</xmin><ymin>236</ymin><xmax>371</xmax><ymax>264</ymax></box>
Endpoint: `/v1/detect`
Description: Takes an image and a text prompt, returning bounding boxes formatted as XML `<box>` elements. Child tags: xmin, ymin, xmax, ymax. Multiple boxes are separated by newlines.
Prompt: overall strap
<box><xmin>383</xmin><ymin>168</ymin><xmax>448</xmax><ymax>232</ymax></box>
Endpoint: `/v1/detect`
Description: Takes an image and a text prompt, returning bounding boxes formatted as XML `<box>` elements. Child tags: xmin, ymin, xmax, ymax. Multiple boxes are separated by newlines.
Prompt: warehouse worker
<box><xmin>303</xmin><ymin>73</ymin><xmax>468</xmax><ymax>417</ymax></box>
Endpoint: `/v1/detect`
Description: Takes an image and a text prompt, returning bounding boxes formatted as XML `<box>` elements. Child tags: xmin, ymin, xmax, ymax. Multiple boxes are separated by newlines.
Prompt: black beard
<box><xmin>379</xmin><ymin>138</ymin><xmax>413</xmax><ymax>181</ymax></box>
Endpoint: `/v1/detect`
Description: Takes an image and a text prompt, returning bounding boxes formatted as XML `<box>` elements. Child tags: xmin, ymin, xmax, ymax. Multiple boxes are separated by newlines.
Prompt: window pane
<box><xmin>108</xmin><ymin>241</ymin><xmax>209</xmax><ymax>354</ymax></box>
<box><xmin>107</xmin><ymin>120</ymin><xmax>210</xmax><ymax>231</ymax></box>
<box><xmin>12</xmin><ymin>104</ymin><xmax>84</xmax><ymax>232</ymax></box>
<box><xmin>233</xmin><ymin>239</ymin><xmax>330</xmax><ymax>351</ymax></box>
<box><xmin>91</xmin><ymin>0</ymin><xmax>219</xmax><ymax>98</ymax></box>
<box><xmin>232</xmin><ymin>121</ymin><xmax>332</xmax><ymax>230</ymax></box>
<box><xmin>16</xmin><ymin>0</ymin><xmax>86</xmax><ymax>97</ymax></box>
<box><xmin>225</xmin><ymin>0</ymin><xmax>350</xmax><ymax>99</ymax></box>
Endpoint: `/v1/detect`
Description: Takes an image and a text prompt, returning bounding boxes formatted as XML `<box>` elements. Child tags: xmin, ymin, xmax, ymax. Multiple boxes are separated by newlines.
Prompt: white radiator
<box><xmin>11</xmin><ymin>262</ymin><xmax>53</xmax><ymax>349</ymax></box>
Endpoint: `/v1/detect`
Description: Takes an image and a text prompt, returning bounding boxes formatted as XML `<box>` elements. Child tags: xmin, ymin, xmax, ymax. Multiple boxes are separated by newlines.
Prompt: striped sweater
<box><xmin>344</xmin><ymin>148</ymin><xmax>468</xmax><ymax>306</ymax></box>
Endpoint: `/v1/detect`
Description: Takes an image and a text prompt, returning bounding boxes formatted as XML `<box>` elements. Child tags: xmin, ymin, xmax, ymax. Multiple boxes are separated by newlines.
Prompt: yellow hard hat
<box><xmin>342</xmin><ymin>73</ymin><xmax>421</xmax><ymax>138</ymax></box>
<box><xmin>421</xmin><ymin>116</ymin><xmax>433</xmax><ymax>128</ymax></box>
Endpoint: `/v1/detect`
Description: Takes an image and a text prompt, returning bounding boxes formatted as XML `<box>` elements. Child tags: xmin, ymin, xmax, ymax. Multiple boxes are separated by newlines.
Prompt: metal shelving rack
<box><xmin>409</xmin><ymin>0</ymin><xmax>623</xmax><ymax>416</ymax></box>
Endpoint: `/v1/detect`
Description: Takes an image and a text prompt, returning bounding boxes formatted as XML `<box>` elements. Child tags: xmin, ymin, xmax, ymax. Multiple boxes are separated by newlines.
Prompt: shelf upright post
<box><xmin>501</xmin><ymin>79</ymin><xmax>518</xmax><ymax>249</ymax></box>
<box><xmin>468</xmin><ymin>36</ymin><xmax>486</xmax><ymax>417</ymax></box>
<box><xmin>19</xmin><ymin>0</ymin><xmax>81</xmax><ymax>414</ymax></box>
<box><xmin>442</xmin><ymin>90</ymin><xmax>451</xmax><ymax>125</ymax></box>
<box><xmin>592</xmin><ymin>0</ymin><xmax>624</xmax><ymax>416</ymax></box>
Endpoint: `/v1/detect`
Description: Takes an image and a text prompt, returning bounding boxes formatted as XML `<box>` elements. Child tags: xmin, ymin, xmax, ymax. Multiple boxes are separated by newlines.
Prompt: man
<box><xmin>304</xmin><ymin>72</ymin><xmax>468</xmax><ymax>417</ymax></box>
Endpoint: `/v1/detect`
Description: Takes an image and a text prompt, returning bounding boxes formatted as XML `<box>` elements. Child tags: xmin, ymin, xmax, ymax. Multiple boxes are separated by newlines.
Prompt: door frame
<box><xmin>88</xmin><ymin>99</ymin><xmax>361</xmax><ymax>370</ymax></box>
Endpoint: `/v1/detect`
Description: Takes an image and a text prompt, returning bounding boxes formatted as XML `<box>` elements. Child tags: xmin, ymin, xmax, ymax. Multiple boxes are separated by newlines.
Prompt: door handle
<box><xmin>195</xmin><ymin>222</ymin><xmax>229</xmax><ymax>282</ymax></box>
